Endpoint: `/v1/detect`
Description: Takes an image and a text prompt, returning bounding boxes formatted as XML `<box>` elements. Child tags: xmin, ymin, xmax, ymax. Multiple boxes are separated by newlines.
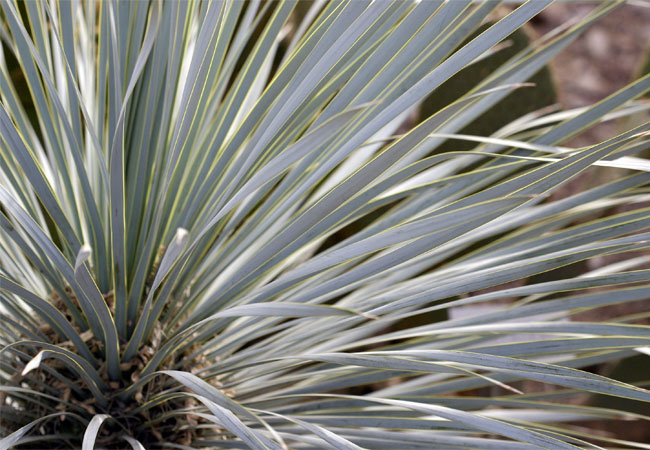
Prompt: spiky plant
<box><xmin>1</xmin><ymin>0</ymin><xmax>650</xmax><ymax>448</ymax></box>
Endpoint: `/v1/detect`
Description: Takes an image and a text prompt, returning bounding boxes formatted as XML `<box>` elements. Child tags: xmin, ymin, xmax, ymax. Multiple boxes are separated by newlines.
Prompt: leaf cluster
<box><xmin>1</xmin><ymin>1</ymin><xmax>650</xmax><ymax>448</ymax></box>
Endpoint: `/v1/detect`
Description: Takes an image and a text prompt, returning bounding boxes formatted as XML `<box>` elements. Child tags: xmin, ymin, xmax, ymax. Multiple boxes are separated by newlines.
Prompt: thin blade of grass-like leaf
<box><xmin>19</xmin><ymin>346</ymin><xmax>107</xmax><ymax>407</ymax></box>
<box><xmin>194</xmin><ymin>105</ymin><xmax>371</xmax><ymax>243</ymax></box>
<box><xmin>108</xmin><ymin>2</ymin><xmax>160</xmax><ymax>337</ymax></box>
<box><xmin>135</xmin><ymin>302</ymin><xmax>367</xmax><ymax>381</ymax></box>
<box><xmin>259</xmin><ymin>411</ymin><xmax>365</xmax><ymax>450</ymax></box>
<box><xmin>308</xmin><ymin>394</ymin><xmax>580</xmax><ymax>449</ymax></box>
<box><xmin>0</xmin><ymin>413</ymin><xmax>76</xmax><ymax>450</ymax></box>
<box><xmin>193</xmin><ymin>396</ymin><xmax>277</xmax><ymax>450</ymax></box>
<box><xmin>121</xmin><ymin>436</ymin><xmax>146</xmax><ymax>450</ymax></box>
<box><xmin>82</xmin><ymin>414</ymin><xmax>111</xmax><ymax>450</ymax></box>
<box><xmin>160</xmin><ymin>370</ymin><xmax>253</xmax><ymax>419</ymax></box>
<box><xmin>0</xmin><ymin>186</ymin><xmax>106</xmax><ymax>342</ymax></box>
<box><xmin>1</xmin><ymin>1</ymin><xmax>106</xmax><ymax>274</ymax></box>
<box><xmin>0</xmin><ymin>106</ymin><xmax>80</xmax><ymax>252</ymax></box>
<box><xmin>536</xmin><ymin>73</ymin><xmax>650</xmax><ymax>146</ymax></box>
<box><xmin>1</xmin><ymin>275</ymin><xmax>94</xmax><ymax>361</ymax></box>
<box><xmin>73</xmin><ymin>245</ymin><xmax>121</xmax><ymax>380</ymax></box>
<box><xmin>124</xmin><ymin>228</ymin><xmax>188</xmax><ymax>360</ymax></box>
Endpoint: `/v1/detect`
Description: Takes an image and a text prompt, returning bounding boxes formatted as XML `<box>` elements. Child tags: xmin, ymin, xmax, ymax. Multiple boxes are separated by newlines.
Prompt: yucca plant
<box><xmin>1</xmin><ymin>0</ymin><xmax>650</xmax><ymax>448</ymax></box>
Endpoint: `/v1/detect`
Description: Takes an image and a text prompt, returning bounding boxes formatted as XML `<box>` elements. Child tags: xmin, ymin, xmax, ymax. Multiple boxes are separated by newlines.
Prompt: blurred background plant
<box><xmin>1</xmin><ymin>0</ymin><xmax>650</xmax><ymax>448</ymax></box>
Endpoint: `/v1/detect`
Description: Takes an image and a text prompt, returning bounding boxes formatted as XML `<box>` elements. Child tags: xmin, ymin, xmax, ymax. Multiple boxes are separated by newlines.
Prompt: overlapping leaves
<box><xmin>1</xmin><ymin>1</ymin><xmax>650</xmax><ymax>448</ymax></box>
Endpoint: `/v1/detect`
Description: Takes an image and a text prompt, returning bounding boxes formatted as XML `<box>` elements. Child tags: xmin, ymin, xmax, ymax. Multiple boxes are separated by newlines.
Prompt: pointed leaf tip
<box><xmin>74</xmin><ymin>244</ymin><xmax>93</xmax><ymax>272</ymax></box>
<box><xmin>22</xmin><ymin>351</ymin><xmax>45</xmax><ymax>376</ymax></box>
<box><xmin>175</xmin><ymin>227</ymin><xmax>189</xmax><ymax>242</ymax></box>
